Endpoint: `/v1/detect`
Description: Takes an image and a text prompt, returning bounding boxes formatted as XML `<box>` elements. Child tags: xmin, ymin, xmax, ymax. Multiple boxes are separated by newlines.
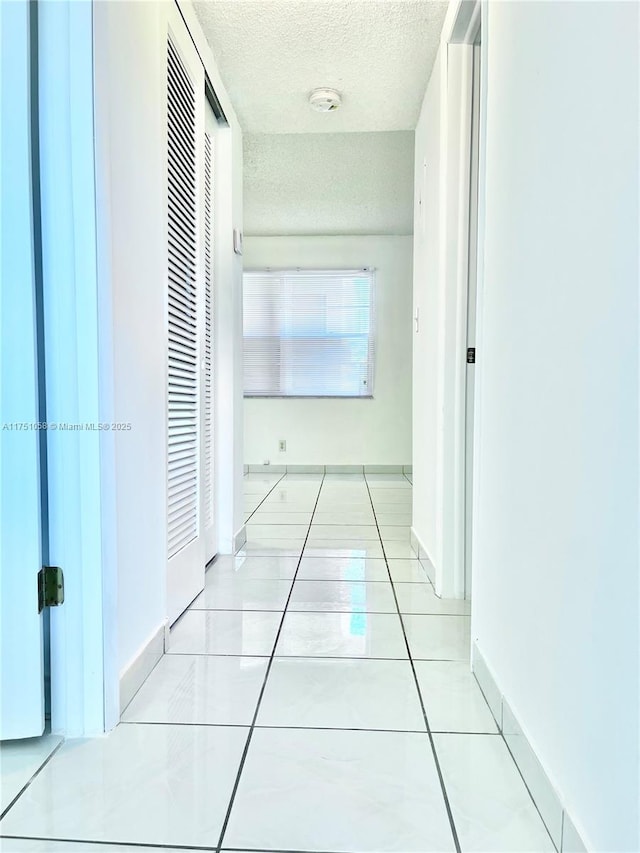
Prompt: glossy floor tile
<box><xmin>122</xmin><ymin>654</ymin><xmax>268</xmax><ymax>725</ymax></box>
<box><xmin>0</xmin><ymin>734</ymin><xmax>62</xmax><ymax>813</ymax></box>
<box><xmin>0</xmin><ymin>724</ymin><xmax>248</xmax><ymax>848</ymax></box>
<box><xmin>413</xmin><ymin>661</ymin><xmax>499</xmax><ymax>733</ymax></box>
<box><xmin>276</xmin><ymin>611</ymin><xmax>408</xmax><ymax>658</ymax></box>
<box><xmin>167</xmin><ymin>609</ymin><xmax>281</xmax><ymax>656</ymax></box>
<box><xmin>395</xmin><ymin>583</ymin><xmax>472</xmax><ymax>615</ymax></box>
<box><xmin>308</xmin><ymin>524</ymin><xmax>380</xmax><ymax>540</ymax></box>
<box><xmin>434</xmin><ymin>733</ymin><xmax>555</xmax><ymax>852</ymax></box>
<box><xmin>246</xmin><ymin>523</ymin><xmax>309</xmax><ymax>539</ymax></box>
<box><xmin>303</xmin><ymin>540</ymin><xmax>385</xmax><ymax>558</ymax></box>
<box><xmin>297</xmin><ymin>556</ymin><xmax>390</xmax><ymax>582</ymax></box>
<box><xmin>2</xmin><ymin>473</ymin><xmax>548</xmax><ymax>853</ymax></box>
<box><xmin>208</xmin><ymin>553</ymin><xmax>300</xmax><ymax>580</ymax></box>
<box><xmin>383</xmin><ymin>541</ymin><xmax>419</xmax><ymax>559</ymax></box>
<box><xmin>237</xmin><ymin>539</ymin><xmax>305</xmax><ymax>556</ymax></box>
<box><xmin>288</xmin><ymin>580</ymin><xmax>396</xmax><ymax>613</ymax></box>
<box><xmin>314</xmin><ymin>510</ymin><xmax>376</xmax><ymax>524</ymax></box>
<box><xmin>403</xmin><ymin>614</ymin><xmax>471</xmax><ymax>660</ymax></box>
<box><xmin>257</xmin><ymin>658</ymin><xmax>426</xmax><ymax>731</ymax></box>
<box><xmin>190</xmin><ymin>576</ymin><xmax>293</xmax><ymax>611</ymax></box>
<box><xmin>387</xmin><ymin>558</ymin><xmax>431</xmax><ymax>583</ymax></box>
<box><xmin>222</xmin><ymin>728</ymin><xmax>456</xmax><ymax>852</ymax></box>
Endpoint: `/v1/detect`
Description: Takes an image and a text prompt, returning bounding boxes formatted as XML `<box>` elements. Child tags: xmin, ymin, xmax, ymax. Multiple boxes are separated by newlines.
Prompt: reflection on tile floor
<box><xmin>0</xmin><ymin>472</ymin><xmax>554</xmax><ymax>852</ymax></box>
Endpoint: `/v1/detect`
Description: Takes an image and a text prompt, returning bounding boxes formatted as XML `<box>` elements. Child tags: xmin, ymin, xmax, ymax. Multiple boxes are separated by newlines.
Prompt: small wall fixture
<box><xmin>309</xmin><ymin>88</ymin><xmax>342</xmax><ymax>112</ymax></box>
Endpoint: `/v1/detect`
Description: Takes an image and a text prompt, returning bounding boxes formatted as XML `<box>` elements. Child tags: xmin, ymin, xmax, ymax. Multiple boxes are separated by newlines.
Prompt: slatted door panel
<box><xmin>166</xmin><ymin>9</ymin><xmax>205</xmax><ymax>624</ymax></box>
<box><xmin>203</xmin><ymin>131</ymin><xmax>213</xmax><ymax>528</ymax></box>
<box><xmin>167</xmin><ymin>36</ymin><xmax>198</xmax><ymax>558</ymax></box>
<box><xmin>203</xmin><ymin>107</ymin><xmax>217</xmax><ymax>561</ymax></box>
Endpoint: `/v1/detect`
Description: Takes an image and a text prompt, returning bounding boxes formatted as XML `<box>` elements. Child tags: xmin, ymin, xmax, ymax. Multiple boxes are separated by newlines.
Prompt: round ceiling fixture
<box><xmin>309</xmin><ymin>88</ymin><xmax>342</xmax><ymax>113</ymax></box>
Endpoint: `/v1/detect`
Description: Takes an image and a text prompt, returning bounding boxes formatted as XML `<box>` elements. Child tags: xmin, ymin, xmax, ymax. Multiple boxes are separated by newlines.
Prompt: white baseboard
<box><xmin>233</xmin><ymin>524</ymin><xmax>247</xmax><ymax>552</ymax></box>
<box><xmin>119</xmin><ymin>623</ymin><xmax>165</xmax><ymax>715</ymax></box>
<box><xmin>409</xmin><ymin>527</ymin><xmax>435</xmax><ymax>582</ymax></box>
<box><xmin>472</xmin><ymin>643</ymin><xmax>588</xmax><ymax>853</ymax></box>
<box><xmin>244</xmin><ymin>463</ymin><xmax>412</xmax><ymax>475</ymax></box>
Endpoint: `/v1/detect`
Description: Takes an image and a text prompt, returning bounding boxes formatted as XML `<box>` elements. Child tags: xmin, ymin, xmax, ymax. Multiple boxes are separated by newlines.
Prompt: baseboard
<box><xmin>409</xmin><ymin>527</ymin><xmax>435</xmax><ymax>582</ymax></box>
<box><xmin>233</xmin><ymin>524</ymin><xmax>247</xmax><ymax>552</ymax></box>
<box><xmin>245</xmin><ymin>463</ymin><xmax>412</xmax><ymax>475</ymax></box>
<box><xmin>119</xmin><ymin>623</ymin><xmax>165</xmax><ymax>715</ymax></box>
<box><xmin>472</xmin><ymin>643</ymin><xmax>588</xmax><ymax>853</ymax></box>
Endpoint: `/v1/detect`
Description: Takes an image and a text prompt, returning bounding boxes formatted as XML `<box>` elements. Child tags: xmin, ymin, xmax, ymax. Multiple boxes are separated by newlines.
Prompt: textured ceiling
<box><xmin>193</xmin><ymin>0</ymin><xmax>448</xmax><ymax>133</ymax></box>
<box><xmin>243</xmin><ymin>131</ymin><xmax>414</xmax><ymax>235</ymax></box>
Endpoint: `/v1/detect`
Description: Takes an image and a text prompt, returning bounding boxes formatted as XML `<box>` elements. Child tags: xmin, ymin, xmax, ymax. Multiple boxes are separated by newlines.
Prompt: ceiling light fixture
<box><xmin>309</xmin><ymin>88</ymin><xmax>342</xmax><ymax>113</ymax></box>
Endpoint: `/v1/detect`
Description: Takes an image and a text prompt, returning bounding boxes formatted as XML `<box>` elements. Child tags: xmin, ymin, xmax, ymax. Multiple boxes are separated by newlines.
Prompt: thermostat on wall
<box><xmin>233</xmin><ymin>228</ymin><xmax>243</xmax><ymax>255</ymax></box>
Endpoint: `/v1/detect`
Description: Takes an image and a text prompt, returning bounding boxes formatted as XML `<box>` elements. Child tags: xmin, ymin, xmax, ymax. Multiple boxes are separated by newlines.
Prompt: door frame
<box><xmin>37</xmin><ymin>0</ymin><xmax>119</xmax><ymax>735</ymax></box>
<box><xmin>436</xmin><ymin>0</ymin><xmax>485</xmax><ymax>599</ymax></box>
<box><xmin>24</xmin><ymin>0</ymin><xmax>244</xmax><ymax>737</ymax></box>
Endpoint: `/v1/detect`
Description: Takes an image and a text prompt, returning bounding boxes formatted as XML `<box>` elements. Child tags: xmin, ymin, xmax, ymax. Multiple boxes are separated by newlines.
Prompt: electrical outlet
<box><xmin>279</xmin><ymin>440</ymin><xmax>287</xmax><ymax>452</ymax></box>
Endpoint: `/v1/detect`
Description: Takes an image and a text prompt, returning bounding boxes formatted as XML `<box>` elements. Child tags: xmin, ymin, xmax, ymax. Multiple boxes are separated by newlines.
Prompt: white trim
<box><xmin>233</xmin><ymin>525</ymin><xmax>247</xmax><ymax>553</ymax></box>
<box><xmin>119</xmin><ymin>623</ymin><xmax>165</xmax><ymax>715</ymax></box>
<box><xmin>409</xmin><ymin>529</ymin><xmax>435</xmax><ymax>583</ymax></box>
<box><xmin>472</xmin><ymin>642</ymin><xmax>589</xmax><ymax>853</ymax></box>
<box><xmin>433</xmin><ymin>0</ymin><xmax>483</xmax><ymax>599</ymax></box>
<box><xmin>38</xmin><ymin>0</ymin><xmax>117</xmax><ymax>737</ymax></box>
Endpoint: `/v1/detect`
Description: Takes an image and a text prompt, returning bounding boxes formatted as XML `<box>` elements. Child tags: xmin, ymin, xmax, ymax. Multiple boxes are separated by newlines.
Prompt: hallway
<box><xmin>0</xmin><ymin>474</ymin><xmax>554</xmax><ymax>852</ymax></box>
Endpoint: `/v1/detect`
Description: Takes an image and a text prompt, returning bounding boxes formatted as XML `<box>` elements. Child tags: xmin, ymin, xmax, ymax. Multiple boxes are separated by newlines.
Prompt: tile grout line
<box><xmin>363</xmin><ymin>473</ymin><xmax>462</xmax><ymax>853</ymax></box>
<box><xmin>0</xmin><ymin>739</ymin><xmax>65</xmax><ymax>823</ymax></box>
<box><xmin>215</xmin><ymin>471</ymin><xmax>326</xmax><ymax>853</ymax></box>
<box><xmin>242</xmin><ymin>470</ymin><xmax>289</xmax><ymax>525</ymax></box>
<box><xmin>119</xmin><ymin>720</ymin><xmax>503</xmax><ymax>735</ymax></box>
<box><xmin>163</xmin><ymin>650</ymin><xmax>468</xmax><ymax>661</ymax></box>
<box><xmin>0</xmin><ymin>840</ymin><xmax>355</xmax><ymax>853</ymax></box>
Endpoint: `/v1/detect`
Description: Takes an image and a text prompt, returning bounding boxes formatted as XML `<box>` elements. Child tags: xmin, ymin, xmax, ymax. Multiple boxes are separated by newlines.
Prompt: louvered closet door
<box><xmin>166</xmin><ymin>7</ymin><xmax>205</xmax><ymax>625</ymax></box>
<box><xmin>203</xmin><ymin>101</ymin><xmax>217</xmax><ymax>563</ymax></box>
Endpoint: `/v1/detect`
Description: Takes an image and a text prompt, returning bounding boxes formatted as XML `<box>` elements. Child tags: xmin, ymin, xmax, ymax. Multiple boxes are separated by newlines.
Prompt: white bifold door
<box><xmin>165</xmin><ymin>8</ymin><xmax>205</xmax><ymax>624</ymax></box>
<box><xmin>166</xmin><ymin>7</ymin><xmax>218</xmax><ymax>624</ymax></box>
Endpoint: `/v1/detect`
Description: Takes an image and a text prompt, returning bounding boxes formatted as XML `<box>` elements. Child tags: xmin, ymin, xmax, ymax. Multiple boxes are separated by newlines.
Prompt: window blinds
<box><xmin>243</xmin><ymin>269</ymin><xmax>375</xmax><ymax>398</ymax></box>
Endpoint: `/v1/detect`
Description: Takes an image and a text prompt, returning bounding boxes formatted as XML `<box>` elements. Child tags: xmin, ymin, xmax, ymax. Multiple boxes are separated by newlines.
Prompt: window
<box><xmin>243</xmin><ymin>269</ymin><xmax>375</xmax><ymax>398</ymax></box>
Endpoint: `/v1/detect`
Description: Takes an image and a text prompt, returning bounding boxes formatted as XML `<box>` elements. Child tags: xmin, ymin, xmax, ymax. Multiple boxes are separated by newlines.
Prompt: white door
<box><xmin>166</xmin><ymin>7</ymin><xmax>205</xmax><ymax>624</ymax></box>
<box><xmin>0</xmin><ymin>0</ymin><xmax>45</xmax><ymax>739</ymax></box>
<box><xmin>202</xmin><ymin>102</ymin><xmax>218</xmax><ymax>563</ymax></box>
<box><xmin>464</xmin><ymin>41</ymin><xmax>481</xmax><ymax>600</ymax></box>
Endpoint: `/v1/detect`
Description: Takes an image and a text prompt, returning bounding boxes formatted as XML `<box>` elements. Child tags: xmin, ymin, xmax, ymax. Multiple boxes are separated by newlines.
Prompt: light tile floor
<box><xmin>0</xmin><ymin>473</ymin><xmax>555</xmax><ymax>852</ymax></box>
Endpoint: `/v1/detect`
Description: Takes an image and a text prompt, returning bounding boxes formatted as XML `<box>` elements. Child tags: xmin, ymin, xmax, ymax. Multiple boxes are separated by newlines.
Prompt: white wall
<box><xmin>93</xmin><ymin>0</ymin><xmax>244</xmax><ymax>684</ymax></box>
<box><xmin>470</xmin><ymin>4</ymin><xmax>639</xmax><ymax>852</ymax></box>
<box><xmin>244</xmin><ymin>132</ymin><xmax>414</xmax><ymax>236</ymax></box>
<box><xmin>244</xmin><ymin>236</ymin><xmax>413</xmax><ymax>466</ymax></box>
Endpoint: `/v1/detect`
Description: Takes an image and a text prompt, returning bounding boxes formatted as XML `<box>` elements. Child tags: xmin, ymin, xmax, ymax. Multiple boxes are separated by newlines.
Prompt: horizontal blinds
<box><xmin>167</xmin><ymin>36</ymin><xmax>199</xmax><ymax>559</ymax></box>
<box><xmin>243</xmin><ymin>269</ymin><xmax>375</xmax><ymax>398</ymax></box>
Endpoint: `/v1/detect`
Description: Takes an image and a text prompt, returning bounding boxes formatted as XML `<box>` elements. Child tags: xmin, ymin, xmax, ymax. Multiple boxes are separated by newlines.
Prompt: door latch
<box><xmin>467</xmin><ymin>347</ymin><xmax>476</xmax><ymax>364</ymax></box>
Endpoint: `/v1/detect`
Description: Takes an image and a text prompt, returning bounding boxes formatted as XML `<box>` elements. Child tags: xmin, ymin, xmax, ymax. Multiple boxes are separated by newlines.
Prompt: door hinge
<box><xmin>467</xmin><ymin>347</ymin><xmax>476</xmax><ymax>364</ymax></box>
<box><xmin>38</xmin><ymin>566</ymin><xmax>64</xmax><ymax>613</ymax></box>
